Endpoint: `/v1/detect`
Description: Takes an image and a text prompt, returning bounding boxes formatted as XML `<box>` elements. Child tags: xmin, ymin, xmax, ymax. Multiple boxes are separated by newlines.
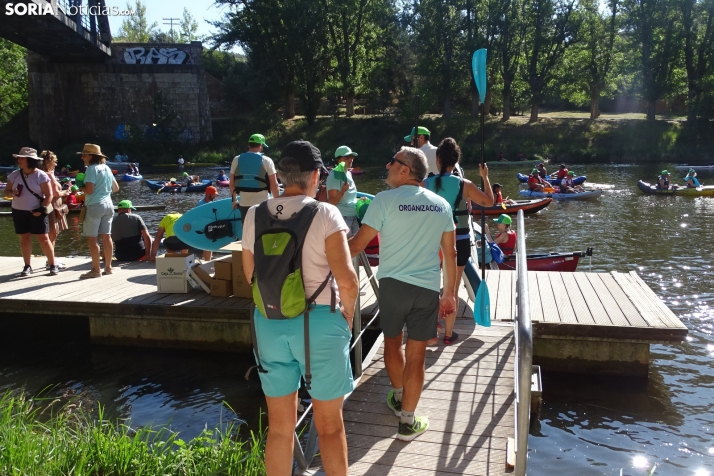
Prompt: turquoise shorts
<box><xmin>253</xmin><ymin>304</ymin><xmax>355</xmax><ymax>401</ymax></box>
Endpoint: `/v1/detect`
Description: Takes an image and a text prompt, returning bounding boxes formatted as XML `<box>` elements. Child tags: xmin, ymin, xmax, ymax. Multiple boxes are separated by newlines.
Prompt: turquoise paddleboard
<box><xmin>173</xmin><ymin>198</ymin><xmax>243</xmax><ymax>252</ymax></box>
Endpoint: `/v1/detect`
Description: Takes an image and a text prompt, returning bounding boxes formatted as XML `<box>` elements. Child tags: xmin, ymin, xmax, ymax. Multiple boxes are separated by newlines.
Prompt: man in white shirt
<box><xmin>230</xmin><ymin>133</ymin><xmax>280</xmax><ymax>219</ymax></box>
<box><xmin>404</xmin><ymin>126</ymin><xmax>438</xmax><ymax>175</ymax></box>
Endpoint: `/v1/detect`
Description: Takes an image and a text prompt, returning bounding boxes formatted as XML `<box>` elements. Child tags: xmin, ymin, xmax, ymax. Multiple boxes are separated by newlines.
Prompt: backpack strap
<box><xmin>453</xmin><ymin>177</ymin><xmax>469</xmax><ymax>216</ymax></box>
<box><xmin>302</xmin><ymin>271</ymin><xmax>333</xmax><ymax>391</ymax></box>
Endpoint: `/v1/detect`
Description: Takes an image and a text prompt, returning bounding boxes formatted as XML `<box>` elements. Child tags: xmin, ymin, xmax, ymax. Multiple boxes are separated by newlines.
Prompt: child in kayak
<box><xmin>492</xmin><ymin>214</ymin><xmax>517</xmax><ymax>256</ymax></box>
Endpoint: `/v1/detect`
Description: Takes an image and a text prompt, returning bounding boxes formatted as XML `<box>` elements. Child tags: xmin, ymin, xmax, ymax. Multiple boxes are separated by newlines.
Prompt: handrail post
<box><xmin>514</xmin><ymin>209</ymin><xmax>532</xmax><ymax>476</ymax></box>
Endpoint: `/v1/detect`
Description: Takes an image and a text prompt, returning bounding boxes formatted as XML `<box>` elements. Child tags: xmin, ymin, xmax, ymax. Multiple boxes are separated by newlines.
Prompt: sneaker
<box><xmin>49</xmin><ymin>265</ymin><xmax>59</xmax><ymax>276</ymax></box>
<box><xmin>56</xmin><ymin>261</ymin><xmax>67</xmax><ymax>270</ymax></box>
<box><xmin>444</xmin><ymin>331</ymin><xmax>459</xmax><ymax>346</ymax></box>
<box><xmin>20</xmin><ymin>265</ymin><xmax>32</xmax><ymax>277</ymax></box>
<box><xmin>386</xmin><ymin>390</ymin><xmax>402</xmax><ymax>417</ymax></box>
<box><xmin>79</xmin><ymin>270</ymin><xmax>102</xmax><ymax>279</ymax></box>
<box><xmin>396</xmin><ymin>415</ymin><xmax>429</xmax><ymax>441</ymax></box>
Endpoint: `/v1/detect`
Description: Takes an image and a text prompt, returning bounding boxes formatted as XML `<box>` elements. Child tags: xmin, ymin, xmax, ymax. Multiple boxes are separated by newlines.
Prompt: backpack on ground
<box><xmin>249</xmin><ymin>199</ymin><xmax>335</xmax><ymax>390</ymax></box>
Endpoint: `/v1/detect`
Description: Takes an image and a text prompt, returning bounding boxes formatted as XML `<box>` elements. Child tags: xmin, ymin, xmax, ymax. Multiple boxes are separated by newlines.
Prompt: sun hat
<box><xmin>661</xmin><ymin>170</ymin><xmax>670</xmax><ymax>175</ymax></box>
<box><xmin>688</xmin><ymin>168</ymin><xmax>696</xmax><ymax>175</ymax></box>
<box><xmin>335</xmin><ymin>145</ymin><xmax>358</xmax><ymax>158</ymax></box>
<box><xmin>280</xmin><ymin>140</ymin><xmax>323</xmax><ymax>171</ymax></box>
<box><xmin>117</xmin><ymin>199</ymin><xmax>136</xmax><ymax>210</ymax></box>
<box><xmin>76</xmin><ymin>144</ymin><xmax>107</xmax><ymax>158</ymax></box>
<box><xmin>12</xmin><ymin>147</ymin><xmax>42</xmax><ymax>160</ymax></box>
<box><xmin>494</xmin><ymin>214</ymin><xmax>512</xmax><ymax>225</ymax></box>
<box><xmin>567</xmin><ymin>171</ymin><xmax>575</xmax><ymax>176</ymax></box>
<box><xmin>182</xmin><ymin>172</ymin><xmax>189</xmax><ymax>177</ymax></box>
<box><xmin>249</xmin><ymin>133</ymin><xmax>269</xmax><ymax>148</ymax></box>
<box><xmin>205</xmin><ymin>185</ymin><xmax>218</xmax><ymax>195</ymax></box>
<box><xmin>404</xmin><ymin>126</ymin><xmax>431</xmax><ymax>142</ymax></box>
<box><xmin>70</xmin><ymin>185</ymin><xmax>78</xmax><ymax>191</ymax></box>
<box><xmin>169</xmin><ymin>177</ymin><xmax>177</xmax><ymax>182</ymax></box>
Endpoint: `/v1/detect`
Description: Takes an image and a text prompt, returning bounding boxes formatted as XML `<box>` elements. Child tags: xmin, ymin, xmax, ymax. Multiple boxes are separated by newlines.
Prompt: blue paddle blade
<box><xmin>474</xmin><ymin>280</ymin><xmax>491</xmax><ymax>327</ymax></box>
<box><xmin>471</xmin><ymin>49</ymin><xmax>488</xmax><ymax>104</ymax></box>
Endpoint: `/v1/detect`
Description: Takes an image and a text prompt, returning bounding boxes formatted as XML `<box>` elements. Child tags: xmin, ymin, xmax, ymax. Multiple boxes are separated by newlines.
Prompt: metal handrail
<box><xmin>294</xmin><ymin>251</ymin><xmax>379</xmax><ymax>472</ymax></box>
<box><xmin>514</xmin><ymin>209</ymin><xmax>533</xmax><ymax>475</ymax></box>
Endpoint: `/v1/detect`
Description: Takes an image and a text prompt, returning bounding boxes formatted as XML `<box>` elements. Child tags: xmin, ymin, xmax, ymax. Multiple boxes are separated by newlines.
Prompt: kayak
<box><xmin>350</xmin><ymin>167</ymin><xmax>366</xmax><ymax>175</ymax></box>
<box><xmin>673</xmin><ymin>164</ymin><xmax>714</xmax><ymax>171</ymax></box>
<box><xmin>487</xmin><ymin>159</ymin><xmax>548</xmax><ymax>167</ymax></box>
<box><xmin>637</xmin><ymin>180</ymin><xmax>714</xmax><ymax>196</ymax></box>
<box><xmin>516</xmin><ymin>173</ymin><xmax>586</xmax><ymax>186</ymax></box>
<box><xmin>518</xmin><ymin>188</ymin><xmax>603</xmax><ymax>200</ymax></box>
<box><xmin>497</xmin><ymin>251</ymin><xmax>588</xmax><ymax>272</ymax></box>
<box><xmin>146</xmin><ymin>179</ymin><xmax>213</xmax><ymax>193</ymax></box>
<box><xmin>122</xmin><ymin>174</ymin><xmax>143</xmax><ymax>182</ymax></box>
<box><xmin>216</xmin><ymin>180</ymin><xmax>230</xmax><ymax>187</ymax></box>
<box><xmin>472</xmin><ymin>198</ymin><xmax>552</xmax><ymax>216</ymax></box>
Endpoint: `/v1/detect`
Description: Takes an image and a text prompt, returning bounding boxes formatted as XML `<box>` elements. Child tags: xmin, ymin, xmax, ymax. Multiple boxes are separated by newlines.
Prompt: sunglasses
<box><xmin>389</xmin><ymin>157</ymin><xmax>410</xmax><ymax>168</ymax></box>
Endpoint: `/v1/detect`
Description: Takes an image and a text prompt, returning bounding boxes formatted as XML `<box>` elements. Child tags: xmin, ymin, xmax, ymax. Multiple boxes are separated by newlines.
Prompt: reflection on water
<box><xmin>1</xmin><ymin>163</ymin><xmax>714</xmax><ymax>472</ymax></box>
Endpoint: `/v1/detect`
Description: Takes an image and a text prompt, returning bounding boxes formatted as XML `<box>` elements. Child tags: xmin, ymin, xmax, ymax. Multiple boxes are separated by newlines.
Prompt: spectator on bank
<box><xmin>78</xmin><ymin>143</ymin><xmax>119</xmax><ymax>279</ymax></box>
<box><xmin>149</xmin><ymin>213</ymin><xmax>190</xmax><ymax>260</ymax></box>
<box><xmin>39</xmin><ymin>150</ymin><xmax>69</xmax><ymax>267</ymax></box>
<box><xmin>4</xmin><ymin>147</ymin><xmax>59</xmax><ymax>276</ymax></box>
<box><xmin>112</xmin><ymin>200</ymin><xmax>152</xmax><ymax>262</ymax></box>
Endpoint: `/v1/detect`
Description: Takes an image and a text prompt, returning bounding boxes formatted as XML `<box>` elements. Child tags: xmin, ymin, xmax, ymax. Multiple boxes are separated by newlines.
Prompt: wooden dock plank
<box><xmin>495</xmin><ymin>271</ymin><xmax>513</xmax><ymax>322</ymax></box>
<box><xmin>572</xmin><ymin>272</ymin><xmax>613</xmax><ymax>327</ymax></box>
<box><xmin>535</xmin><ymin>272</ymin><xmax>560</xmax><ymax>323</ymax></box>
<box><xmin>598</xmin><ymin>273</ymin><xmax>651</xmax><ymax>327</ymax></box>
<box><xmin>526</xmin><ymin>271</ymin><xmax>544</xmax><ymax>323</ymax></box>
<box><xmin>620</xmin><ymin>271</ymin><xmax>687</xmax><ymax>329</ymax></box>
<box><xmin>548</xmin><ymin>273</ymin><xmax>579</xmax><ymax>324</ymax></box>
<box><xmin>485</xmin><ymin>271</ymin><xmax>499</xmax><ymax>323</ymax></box>
<box><xmin>560</xmin><ymin>272</ymin><xmax>596</xmax><ymax>325</ymax></box>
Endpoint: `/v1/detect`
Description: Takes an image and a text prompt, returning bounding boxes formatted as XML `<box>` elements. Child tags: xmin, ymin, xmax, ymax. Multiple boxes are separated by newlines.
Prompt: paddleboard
<box><xmin>173</xmin><ymin>198</ymin><xmax>243</xmax><ymax>252</ymax></box>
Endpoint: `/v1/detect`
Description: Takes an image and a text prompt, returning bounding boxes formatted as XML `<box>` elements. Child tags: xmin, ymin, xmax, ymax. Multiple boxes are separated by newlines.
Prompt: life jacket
<box><xmin>249</xmin><ymin>199</ymin><xmax>335</xmax><ymax>390</ymax></box>
<box><xmin>234</xmin><ymin>152</ymin><xmax>269</xmax><ymax>193</ymax></box>
<box><xmin>685</xmin><ymin>176</ymin><xmax>700</xmax><ymax>187</ymax></box>
<box><xmin>657</xmin><ymin>175</ymin><xmax>670</xmax><ymax>189</ymax></box>
<box><xmin>494</xmin><ymin>190</ymin><xmax>503</xmax><ymax>204</ymax></box>
<box><xmin>425</xmin><ymin>174</ymin><xmax>470</xmax><ymax>234</ymax></box>
<box><xmin>365</xmin><ymin>233</ymin><xmax>380</xmax><ymax>266</ymax></box>
<box><xmin>498</xmin><ymin>231</ymin><xmax>517</xmax><ymax>256</ymax></box>
<box><xmin>560</xmin><ymin>177</ymin><xmax>575</xmax><ymax>192</ymax></box>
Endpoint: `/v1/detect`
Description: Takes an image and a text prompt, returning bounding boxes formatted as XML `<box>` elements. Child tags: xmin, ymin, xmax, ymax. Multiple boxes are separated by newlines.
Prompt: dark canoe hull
<box><xmin>637</xmin><ymin>180</ymin><xmax>714</xmax><ymax>196</ymax></box>
<box><xmin>472</xmin><ymin>198</ymin><xmax>552</xmax><ymax>216</ymax></box>
<box><xmin>122</xmin><ymin>174</ymin><xmax>143</xmax><ymax>182</ymax></box>
<box><xmin>498</xmin><ymin>251</ymin><xmax>584</xmax><ymax>272</ymax></box>
<box><xmin>516</xmin><ymin>172</ymin><xmax>587</xmax><ymax>185</ymax></box>
<box><xmin>146</xmin><ymin>179</ymin><xmax>213</xmax><ymax>193</ymax></box>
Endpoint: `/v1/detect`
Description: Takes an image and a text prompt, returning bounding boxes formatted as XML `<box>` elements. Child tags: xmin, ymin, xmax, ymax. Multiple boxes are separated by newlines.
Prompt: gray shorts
<box><xmin>342</xmin><ymin>215</ymin><xmax>360</xmax><ymax>237</ymax></box>
<box><xmin>83</xmin><ymin>201</ymin><xmax>114</xmax><ymax>237</ymax></box>
<box><xmin>378</xmin><ymin>278</ymin><xmax>439</xmax><ymax>341</ymax></box>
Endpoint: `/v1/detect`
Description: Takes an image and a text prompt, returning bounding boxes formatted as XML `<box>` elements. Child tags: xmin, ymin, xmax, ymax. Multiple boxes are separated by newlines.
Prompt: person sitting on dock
<box><xmin>230</xmin><ymin>133</ymin><xmax>281</xmax><ymax>220</ymax></box>
<box><xmin>112</xmin><ymin>200</ymin><xmax>152</xmax><ymax>262</ymax></box>
<box><xmin>492</xmin><ymin>214</ymin><xmax>517</xmax><ymax>256</ymax></box>
<box><xmin>348</xmin><ymin>146</ymin><xmax>457</xmax><ymax>441</ymax></box>
<box><xmin>149</xmin><ymin>213</ymin><xmax>190</xmax><ymax>260</ymax></box>
<box><xmin>216</xmin><ymin>170</ymin><xmax>228</xmax><ymax>182</ymax></box>
<box><xmin>684</xmin><ymin>169</ymin><xmax>701</xmax><ymax>188</ymax></box>
<box><xmin>498</xmin><ymin>151</ymin><xmax>506</xmax><ymax>161</ymax></box>
<box><xmin>242</xmin><ymin>140</ymin><xmax>358</xmax><ymax>474</ymax></box>
<box><xmin>528</xmin><ymin>169</ymin><xmax>550</xmax><ymax>192</ymax></box>
<box><xmin>554</xmin><ymin>163</ymin><xmax>569</xmax><ymax>179</ymax></box>
<box><xmin>657</xmin><ymin>170</ymin><xmax>678</xmax><ymax>190</ymax></box>
<box><xmin>517</xmin><ymin>151</ymin><xmax>526</xmax><ymax>161</ymax></box>
<box><xmin>560</xmin><ymin>171</ymin><xmax>585</xmax><ymax>193</ymax></box>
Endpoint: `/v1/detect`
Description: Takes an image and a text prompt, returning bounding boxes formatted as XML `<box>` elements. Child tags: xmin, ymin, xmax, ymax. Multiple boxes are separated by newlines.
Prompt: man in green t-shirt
<box><xmin>348</xmin><ymin>146</ymin><xmax>457</xmax><ymax>441</ymax></box>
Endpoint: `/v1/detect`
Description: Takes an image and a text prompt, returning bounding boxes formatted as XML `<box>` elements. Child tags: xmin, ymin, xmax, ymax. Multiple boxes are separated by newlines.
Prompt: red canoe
<box><xmin>497</xmin><ymin>250</ymin><xmax>592</xmax><ymax>272</ymax></box>
<box><xmin>472</xmin><ymin>198</ymin><xmax>552</xmax><ymax>216</ymax></box>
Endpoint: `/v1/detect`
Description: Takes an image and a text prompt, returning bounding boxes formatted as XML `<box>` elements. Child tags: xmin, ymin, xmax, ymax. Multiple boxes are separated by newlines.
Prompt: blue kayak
<box><xmin>516</xmin><ymin>173</ymin><xmax>586</xmax><ymax>186</ymax></box>
<box><xmin>146</xmin><ymin>179</ymin><xmax>213</xmax><ymax>193</ymax></box>
<box><xmin>122</xmin><ymin>174</ymin><xmax>143</xmax><ymax>182</ymax></box>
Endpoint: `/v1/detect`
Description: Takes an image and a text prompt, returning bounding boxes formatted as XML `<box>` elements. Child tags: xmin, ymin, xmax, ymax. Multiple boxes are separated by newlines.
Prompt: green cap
<box><xmin>118</xmin><ymin>200</ymin><xmax>136</xmax><ymax>210</ymax></box>
<box><xmin>567</xmin><ymin>171</ymin><xmax>575</xmax><ymax>176</ymax></box>
<box><xmin>66</xmin><ymin>164</ymin><xmax>71</xmax><ymax>169</ymax></box>
<box><xmin>249</xmin><ymin>133</ymin><xmax>269</xmax><ymax>148</ymax></box>
<box><xmin>404</xmin><ymin>126</ymin><xmax>431</xmax><ymax>142</ymax></box>
<box><xmin>70</xmin><ymin>185</ymin><xmax>78</xmax><ymax>191</ymax></box>
<box><xmin>335</xmin><ymin>145</ymin><xmax>358</xmax><ymax>158</ymax></box>
<box><xmin>494</xmin><ymin>214</ymin><xmax>512</xmax><ymax>225</ymax></box>
<box><xmin>661</xmin><ymin>170</ymin><xmax>670</xmax><ymax>175</ymax></box>
<box><xmin>61</xmin><ymin>177</ymin><xmax>71</xmax><ymax>182</ymax></box>
<box><xmin>532</xmin><ymin>169</ymin><xmax>539</xmax><ymax>174</ymax></box>
<box><xmin>183</xmin><ymin>172</ymin><xmax>189</xmax><ymax>177</ymax></box>
<box><xmin>688</xmin><ymin>168</ymin><xmax>696</xmax><ymax>175</ymax></box>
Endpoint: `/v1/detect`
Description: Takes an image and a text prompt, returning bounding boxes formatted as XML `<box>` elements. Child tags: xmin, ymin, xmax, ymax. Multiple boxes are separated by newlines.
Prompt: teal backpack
<box><xmin>249</xmin><ymin>200</ymin><xmax>335</xmax><ymax>390</ymax></box>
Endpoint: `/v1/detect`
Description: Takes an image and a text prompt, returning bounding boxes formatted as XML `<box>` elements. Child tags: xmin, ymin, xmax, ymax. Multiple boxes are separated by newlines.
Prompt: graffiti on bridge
<box><xmin>121</xmin><ymin>47</ymin><xmax>192</xmax><ymax>65</ymax></box>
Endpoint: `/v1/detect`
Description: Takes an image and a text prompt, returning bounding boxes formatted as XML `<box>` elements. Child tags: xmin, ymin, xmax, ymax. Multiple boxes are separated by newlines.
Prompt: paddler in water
<box><xmin>423</xmin><ymin>137</ymin><xmax>494</xmax><ymax>346</ymax></box>
<box><xmin>327</xmin><ymin>145</ymin><xmax>361</xmax><ymax>236</ymax></box>
<box><xmin>657</xmin><ymin>170</ymin><xmax>678</xmax><ymax>190</ymax></box>
<box><xmin>684</xmin><ymin>169</ymin><xmax>701</xmax><ymax>188</ymax></box>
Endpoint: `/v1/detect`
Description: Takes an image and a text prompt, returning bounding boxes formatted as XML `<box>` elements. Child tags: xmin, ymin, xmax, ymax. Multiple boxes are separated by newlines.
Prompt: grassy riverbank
<box><xmin>0</xmin><ymin>391</ymin><xmax>265</xmax><ymax>475</ymax></box>
<box><xmin>2</xmin><ymin>110</ymin><xmax>713</xmax><ymax>167</ymax></box>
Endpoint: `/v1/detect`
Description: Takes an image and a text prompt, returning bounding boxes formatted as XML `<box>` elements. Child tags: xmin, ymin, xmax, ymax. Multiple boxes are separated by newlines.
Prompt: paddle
<box><xmin>471</xmin><ymin>48</ymin><xmax>491</xmax><ymax>328</ymax></box>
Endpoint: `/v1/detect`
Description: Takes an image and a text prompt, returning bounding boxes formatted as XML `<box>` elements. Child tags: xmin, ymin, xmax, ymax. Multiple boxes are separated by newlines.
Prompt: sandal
<box><xmin>104</xmin><ymin>268</ymin><xmax>113</xmax><ymax>275</ymax></box>
<box><xmin>79</xmin><ymin>270</ymin><xmax>102</xmax><ymax>279</ymax></box>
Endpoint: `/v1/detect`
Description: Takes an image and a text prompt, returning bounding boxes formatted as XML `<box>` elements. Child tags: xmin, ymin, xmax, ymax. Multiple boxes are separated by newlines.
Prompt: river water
<box><xmin>1</xmin><ymin>163</ymin><xmax>713</xmax><ymax>475</ymax></box>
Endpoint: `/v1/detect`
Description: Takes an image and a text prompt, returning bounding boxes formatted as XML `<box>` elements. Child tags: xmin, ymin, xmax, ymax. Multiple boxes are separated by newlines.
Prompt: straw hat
<box><xmin>13</xmin><ymin>147</ymin><xmax>42</xmax><ymax>160</ymax></box>
<box><xmin>77</xmin><ymin>143</ymin><xmax>108</xmax><ymax>158</ymax></box>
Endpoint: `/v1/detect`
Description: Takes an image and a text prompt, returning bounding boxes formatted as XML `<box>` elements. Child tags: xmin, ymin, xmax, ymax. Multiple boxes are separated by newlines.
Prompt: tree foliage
<box><xmin>0</xmin><ymin>39</ymin><xmax>27</xmax><ymax>127</ymax></box>
<box><xmin>114</xmin><ymin>0</ymin><xmax>158</xmax><ymax>43</ymax></box>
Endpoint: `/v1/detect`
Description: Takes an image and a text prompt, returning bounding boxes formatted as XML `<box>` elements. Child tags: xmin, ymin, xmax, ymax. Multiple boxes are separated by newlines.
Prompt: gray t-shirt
<box><xmin>7</xmin><ymin>169</ymin><xmax>50</xmax><ymax>211</ymax></box>
<box><xmin>111</xmin><ymin>213</ymin><xmax>147</xmax><ymax>241</ymax></box>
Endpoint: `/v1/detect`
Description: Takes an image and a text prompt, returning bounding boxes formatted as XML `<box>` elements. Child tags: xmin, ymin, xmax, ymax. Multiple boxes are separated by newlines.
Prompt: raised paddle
<box><xmin>471</xmin><ymin>48</ymin><xmax>491</xmax><ymax>327</ymax></box>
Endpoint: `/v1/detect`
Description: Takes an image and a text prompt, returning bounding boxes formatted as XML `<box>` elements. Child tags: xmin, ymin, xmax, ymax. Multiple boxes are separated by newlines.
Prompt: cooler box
<box><xmin>156</xmin><ymin>254</ymin><xmax>195</xmax><ymax>293</ymax></box>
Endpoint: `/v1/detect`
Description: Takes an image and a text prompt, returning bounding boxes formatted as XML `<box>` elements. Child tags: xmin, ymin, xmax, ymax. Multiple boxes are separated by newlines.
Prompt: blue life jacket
<box><xmin>234</xmin><ymin>152</ymin><xmax>269</xmax><ymax>193</ymax></box>
<box><xmin>425</xmin><ymin>174</ymin><xmax>470</xmax><ymax>234</ymax></box>
<box><xmin>685</xmin><ymin>175</ymin><xmax>700</xmax><ymax>187</ymax></box>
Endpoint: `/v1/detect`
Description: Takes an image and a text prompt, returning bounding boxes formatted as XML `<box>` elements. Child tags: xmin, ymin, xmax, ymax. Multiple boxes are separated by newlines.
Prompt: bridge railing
<box><xmin>513</xmin><ymin>209</ymin><xmax>533</xmax><ymax>475</ymax></box>
<box><xmin>293</xmin><ymin>251</ymin><xmax>380</xmax><ymax>471</ymax></box>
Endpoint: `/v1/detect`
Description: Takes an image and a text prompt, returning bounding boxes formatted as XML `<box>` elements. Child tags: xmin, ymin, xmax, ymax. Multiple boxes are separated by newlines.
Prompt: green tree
<box><xmin>624</xmin><ymin>0</ymin><xmax>682</xmax><ymax>120</ymax></box>
<box><xmin>494</xmin><ymin>0</ymin><xmax>526</xmax><ymax>120</ymax></box>
<box><xmin>0</xmin><ymin>39</ymin><xmax>27</xmax><ymax>127</ymax></box>
<box><xmin>521</xmin><ymin>0</ymin><xmax>581</xmax><ymax>122</ymax></box>
<box><xmin>680</xmin><ymin>0</ymin><xmax>714</xmax><ymax>121</ymax></box>
<box><xmin>114</xmin><ymin>0</ymin><xmax>158</xmax><ymax>43</ymax></box>
<box><xmin>180</xmin><ymin>8</ymin><xmax>200</xmax><ymax>43</ymax></box>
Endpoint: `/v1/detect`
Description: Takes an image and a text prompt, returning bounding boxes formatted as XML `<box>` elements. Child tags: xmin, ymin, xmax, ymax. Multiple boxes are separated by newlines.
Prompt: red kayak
<box><xmin>473</xmin><ymin>198</ymin><xmax>552</xmax><ymax>216</ymax></box>
<box><xmin>497</xmin><ymin>249</ymin><xmax>592</xmax><ymax>272</ymax></box>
